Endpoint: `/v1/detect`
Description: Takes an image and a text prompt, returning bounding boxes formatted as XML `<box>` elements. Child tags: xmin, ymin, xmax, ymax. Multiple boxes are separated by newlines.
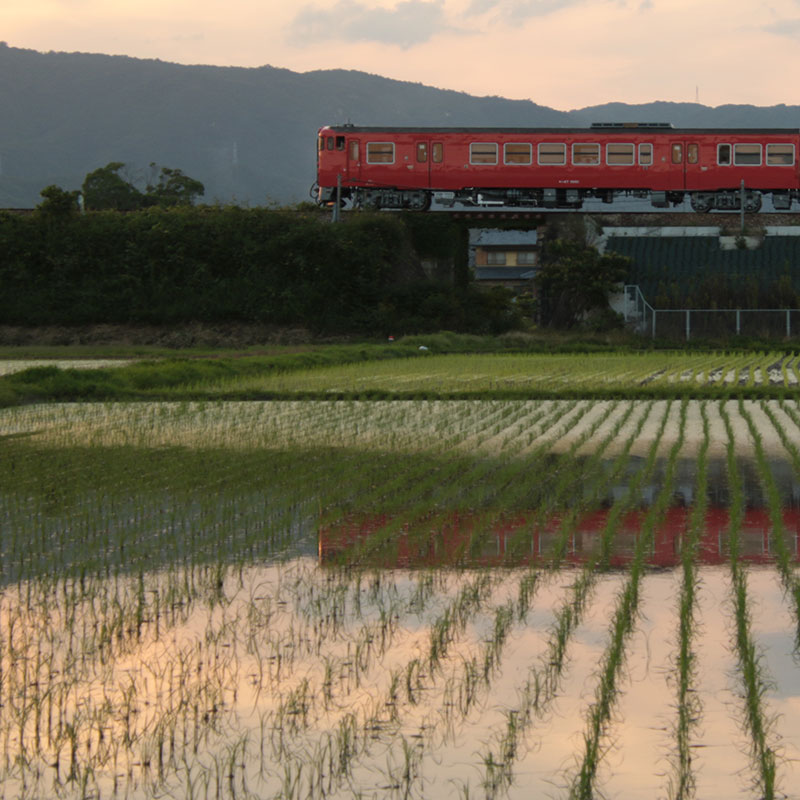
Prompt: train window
<box><xmin>504</xmin><ymin>143</ymin><xmax>532</xmax><ymax>165</ymax></box>
<box><xmin>327</xmin><ymin>137</ymin><xmax>334</xmax><ymax>150</ymax></box>
<box><xmin>470</xmin><ymin>143</ymin><xmax>498</xmax><ymax>164</ymax></box>
<box><xmin>318</xmin><ymin>136</ymin><xmax>325</xmax><ymax>152</ymax></box>
<box><xmin>671</xmin><ymin>144</ymin><xmax>683</xmax><ymax>164</ymax></box>
<box><xmin>718</xmin><ymin>144</ymin><xmax>731</xmax><ymax>165</ymax></box>
<box><xmin>538</xmin><ymin>143</ymin><xmax>566</xmax><ymax>165</ymax></box>
<box><xmin>572</xmin><ymin>143</ymin><xmax>600</xmax><ymax>165</ymax></box>
<box><xmin>432</xmin><ymin>143</ymin><xmax>443</xmax><ymax>163</ymax></box>
<box><xmin>606</xmin><ymin>143</ymin><xmax>634</xmax><ymax>165</ymax></box>
<box><xmin>734</xmin><ymin>144</ymin><xmax>761</xmax><ymax>165</ymax></box>
<box><xmin>366</xmin><ymin>142</ymin><xmax>395</xmax><ymax>164</ymax></box>
<box><xmin>416</xmin><ymin>143</ymin><xmax>428</xmax><ymax>163</ymax></box>
<box><xmin>335</xmin><ymin>136</ymin><xmax>345</xmax><ymax>151</ymax></box>
<box><xmin>638</xmin><ymin>144</ymin><xmax>653</xmax><ymax>165</ymax></box>
<box><xmin>349</xmin><ymin>141</ymin><xmax>359</xmax><ymax>161</ymax></box>
<box><xmin>767</xmin><ymin>144</ymin><xmax>795</xmax><ymax>165</ymax></box>
<box><xmin>687</xmin><ymin>144</ymin><xmax>699</xmax><ymax>164</ymax></box>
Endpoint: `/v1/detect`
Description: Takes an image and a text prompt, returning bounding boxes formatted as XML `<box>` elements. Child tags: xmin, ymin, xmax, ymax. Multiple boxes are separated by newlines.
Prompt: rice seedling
<box><xmin>719</xmin><ymin>401</ymin><xmax>783</xmax><ymax>800</ymax></box>
<box><xmin>667</xmin><ymin>401</ymin><xmax>709</xmax><ymax>800</ymax></box>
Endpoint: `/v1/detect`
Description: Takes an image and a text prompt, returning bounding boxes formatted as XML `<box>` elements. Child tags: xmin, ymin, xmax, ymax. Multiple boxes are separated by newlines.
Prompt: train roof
<box><xmin>320</xmin><ymin>124</ymin><xmax>800</xmax><ymax>135</ymax></box>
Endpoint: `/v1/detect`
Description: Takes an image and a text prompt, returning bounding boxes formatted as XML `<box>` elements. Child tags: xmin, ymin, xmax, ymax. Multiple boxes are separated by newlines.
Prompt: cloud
<box><xmin>763</xmin><ymin>17</ymin><xmax>800</xmax><ymax>38</ymax></box>
<box><xmin>464</xmin><ymin>0</ymin><xmax>586</xmax><ymax>20</ymax></box>
<box><xmin>287</xmin><ymin>1</ymin><xmax>452</xmax><ymax>48</ymax></box>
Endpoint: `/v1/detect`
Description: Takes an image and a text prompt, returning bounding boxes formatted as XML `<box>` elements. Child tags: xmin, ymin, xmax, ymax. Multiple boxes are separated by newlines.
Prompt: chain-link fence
<box><xmin>623</xmin><ymin>285</ymin><xmax>800</xmax><ymax>341</ymax></box>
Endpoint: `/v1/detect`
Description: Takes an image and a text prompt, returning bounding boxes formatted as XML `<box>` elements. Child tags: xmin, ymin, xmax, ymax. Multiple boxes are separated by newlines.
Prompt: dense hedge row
<box><xmin>0</xmin><ymin>208</ymin><xmax>516</xmax><ymax>334</ymax></box>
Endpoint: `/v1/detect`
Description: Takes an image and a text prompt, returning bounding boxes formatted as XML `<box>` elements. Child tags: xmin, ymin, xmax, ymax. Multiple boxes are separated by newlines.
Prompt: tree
<box><xmin>36</xmin><ymin>185</ymin><xmax>81</xmax><ymax>218</ymax></box>
<box><xmin>535</xmin><ymin>239</ymin><xmax>629</xmax><ymax>328</ymax></box>
<box><xmin>81</xmin><ymin>162</ymin><xmax>145</xmax><ymax>211</ymax></box>
<box><xmin>145</xmin><ymin>165</ymin><xmax>205</xmax><ymax>207</ymax></box>
<box><xmin>80</xmin><ymin>162</ymin><xmax>205</xmax><ymax>210</ymax></box>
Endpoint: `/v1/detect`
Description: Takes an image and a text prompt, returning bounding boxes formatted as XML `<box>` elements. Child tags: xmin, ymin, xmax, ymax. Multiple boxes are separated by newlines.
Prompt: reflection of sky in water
<box><xmin>1</xmin><ymin>559</ymin><xmax>799</xmax><ymax>799</ymax></box>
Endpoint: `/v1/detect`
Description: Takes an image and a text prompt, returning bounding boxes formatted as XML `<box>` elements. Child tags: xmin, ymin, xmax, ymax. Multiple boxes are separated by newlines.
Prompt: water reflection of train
<box><xmin>318</xmin><ymin>508</ymin><xmax>800</xmax><ymax>569</ymax></box>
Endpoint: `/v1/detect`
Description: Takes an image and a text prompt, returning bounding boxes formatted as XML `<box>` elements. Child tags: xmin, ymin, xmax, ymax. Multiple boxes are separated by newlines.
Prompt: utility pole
<box><xmin>332</xmin><ymin>173</ymin><xmax>342</xmax><ymax>223</ymax></box>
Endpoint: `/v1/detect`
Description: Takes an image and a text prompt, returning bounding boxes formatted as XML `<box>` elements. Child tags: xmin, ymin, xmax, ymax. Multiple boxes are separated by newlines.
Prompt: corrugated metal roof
<box><xmin>605</xmin><ymin>234</ymin><xmax>800</xmax><ymax>300</ymax></box>
<box><xmin>469</xmin><ymin>228</ymin><xmax>539</xmax><ymax>246</ymax></box>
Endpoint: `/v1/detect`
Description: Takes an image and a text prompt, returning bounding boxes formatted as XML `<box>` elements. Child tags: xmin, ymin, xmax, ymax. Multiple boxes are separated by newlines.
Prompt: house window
<box><xmin>504</xmin><ymin>143</ymin><xmax>532</xmax><ymax>165</ymax></box>
<box><xmin>538</xmin><ymin>143</ymin><xmax>566</xmax><ymax>165</ymax></box>
<box><xmin>517</xmin><ymin>251</ymin><xmax>536</xmax><ymax>265</ymax></box>
<box><xmin>606</xmin><ymin>143</ymin><xmax>634</xmax><ymax>165</ymax></box>
<box><xmin>767</xmin><ymin>144</ymin><xmax>794</xmax><ymax>165</ymax></box>
<box><xmin>470</xmin><ymin>143</ymin><xmax>498</xmax><ymax>164</ymax></box>
<box><xmin>366</xmin><ymin>142</ymin><xmax>394</xmax><ymax>163</ymax></box>
<box><xmin>734</xmin><ymin>144</ymin><xmax>761</xmax><ymax>165</ymax></box>
<box><xmin>572</xmin><ymin>143</ymin><xmax>601</xmax><ymax>165</ymax></box>
<box><xmin>638</xmin><ymin>144</ymin><xmax>653</xmax><ymax>165</ymax></box>
<box><xmin>486</xmin><ymin>251</ymin><xmax>507</xmax><ymax>265</ymax></box>
<box><xmin>718</xmin><ymin>144</ymin><xmax>731</xmax><ymax>165</ymax></box>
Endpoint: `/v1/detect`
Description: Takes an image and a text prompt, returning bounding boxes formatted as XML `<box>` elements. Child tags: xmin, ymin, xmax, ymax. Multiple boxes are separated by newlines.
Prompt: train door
<box><xmin>683</xmin><ymin>140</ymin><xmax>709</xmax><ymax>191</ymax></box>
<box><xmin>413</xmin><ymin>140</ymin><xmax>431</xmax><ymax>188</ymax></box>
<box><xmin>347</xmin><ymin>137</ymin><xmax>361</xmax><ymax>184</ymax></box>
<box><xmin>667</xmin><ymin>139</ymin><xmax>687</xmax><ymax>192</ymax></box>
<box><xmin>412</xmin><ymin>140</ymin><xmax>445</xmax><ymax>189</ymax></box>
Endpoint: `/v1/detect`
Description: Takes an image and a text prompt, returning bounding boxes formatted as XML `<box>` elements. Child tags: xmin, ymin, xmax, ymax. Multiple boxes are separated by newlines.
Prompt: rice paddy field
<box><xmin>1</xmin><ymin>348</ymin><xmax>800</xmax><ymax>800</ymax></box>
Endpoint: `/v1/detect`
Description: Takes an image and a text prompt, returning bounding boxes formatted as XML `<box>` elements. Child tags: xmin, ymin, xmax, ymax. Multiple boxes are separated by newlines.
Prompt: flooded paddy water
<box><xmin>1</xmin><ymin>398</ymin><xmax>800</xmax><ymax>799</ymax></box>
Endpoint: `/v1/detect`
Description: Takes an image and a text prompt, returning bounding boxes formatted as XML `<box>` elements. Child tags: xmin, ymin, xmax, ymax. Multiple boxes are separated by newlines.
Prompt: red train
<box><xmin>316</xmin><ymin>123</ymin><xmax>800</xmax><ymax>212</ymax></box>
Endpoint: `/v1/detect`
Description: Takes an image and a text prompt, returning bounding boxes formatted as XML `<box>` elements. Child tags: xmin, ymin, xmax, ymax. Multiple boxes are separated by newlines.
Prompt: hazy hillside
<box><xmin>1</xmin><ymin>43</ymin><xmax>798</xmax><ymax>208</ymax></box>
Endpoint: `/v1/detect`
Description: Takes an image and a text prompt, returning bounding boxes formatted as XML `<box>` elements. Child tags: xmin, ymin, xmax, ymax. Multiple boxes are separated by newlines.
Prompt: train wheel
<box><xmin>743</xmin><ymin>193</ymin><xmax>762</xmax><ymax>213</ymax></box>
<box><xmin>690</xmin><ymin>193</ymin><xmax>713</xmax><ymax>213</ymax></box>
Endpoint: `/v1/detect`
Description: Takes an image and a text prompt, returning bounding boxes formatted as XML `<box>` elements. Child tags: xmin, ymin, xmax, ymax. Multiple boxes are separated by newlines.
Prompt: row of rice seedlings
<box><xmin>737</xmin><ymin>400</ymin><xmax>800</xmax><ymax>642</ymax></box>
<box><xmin>718</xmin><ymin>401</ymin><xmax>782</xmax><ymax>800</ymax></box>
<box><xmin>668</xmin><ymin>400</ymin><xmax>709</xmax><ymax>800</ymax></box>
<box><xmin>568</xmin><ymin>397</ymin><xmax>688</xmax><ymax>800</ymax></box>
<box><xmin>476</xmin><ymin>400</ymin><xmax>676</xmax><ymax>797</ymax></box>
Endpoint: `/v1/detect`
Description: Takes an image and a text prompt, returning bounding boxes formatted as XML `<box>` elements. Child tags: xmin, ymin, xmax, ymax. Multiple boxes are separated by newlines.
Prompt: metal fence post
<box><xmin>736</xmin><ymin>309</ymin><xmax>741</xmax><ymax>336</ymax></box>
<box><xmin>787</xmin><ymin>309</ymin><xmax>791</xmax><ymax>338</ymax></box>
<box><xmin>686</xmin><ymin>309</ymin><xmax>691</xmax><ymax>341</ymax></box>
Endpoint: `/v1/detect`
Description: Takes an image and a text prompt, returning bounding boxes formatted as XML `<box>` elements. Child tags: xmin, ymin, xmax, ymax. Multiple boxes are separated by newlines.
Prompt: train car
<box><xmin>315</xmin><ymin>123</ymin><xmax>800</xmax><ymax>212</ymax></box>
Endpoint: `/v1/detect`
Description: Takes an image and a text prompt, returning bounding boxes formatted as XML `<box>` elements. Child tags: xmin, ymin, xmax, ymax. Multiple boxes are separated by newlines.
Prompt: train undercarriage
<box><xmin>322</xmin><ymin>185</ymin><xmax>800</xmax><ymax>212</ymax></box>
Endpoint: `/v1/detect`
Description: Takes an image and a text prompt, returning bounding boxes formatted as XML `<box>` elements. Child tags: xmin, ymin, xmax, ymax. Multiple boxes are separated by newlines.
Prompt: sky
<box><xmin>3</xmin><ymin>0</ymin><xmax>800</xmax><ymax>110</ymax></box>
